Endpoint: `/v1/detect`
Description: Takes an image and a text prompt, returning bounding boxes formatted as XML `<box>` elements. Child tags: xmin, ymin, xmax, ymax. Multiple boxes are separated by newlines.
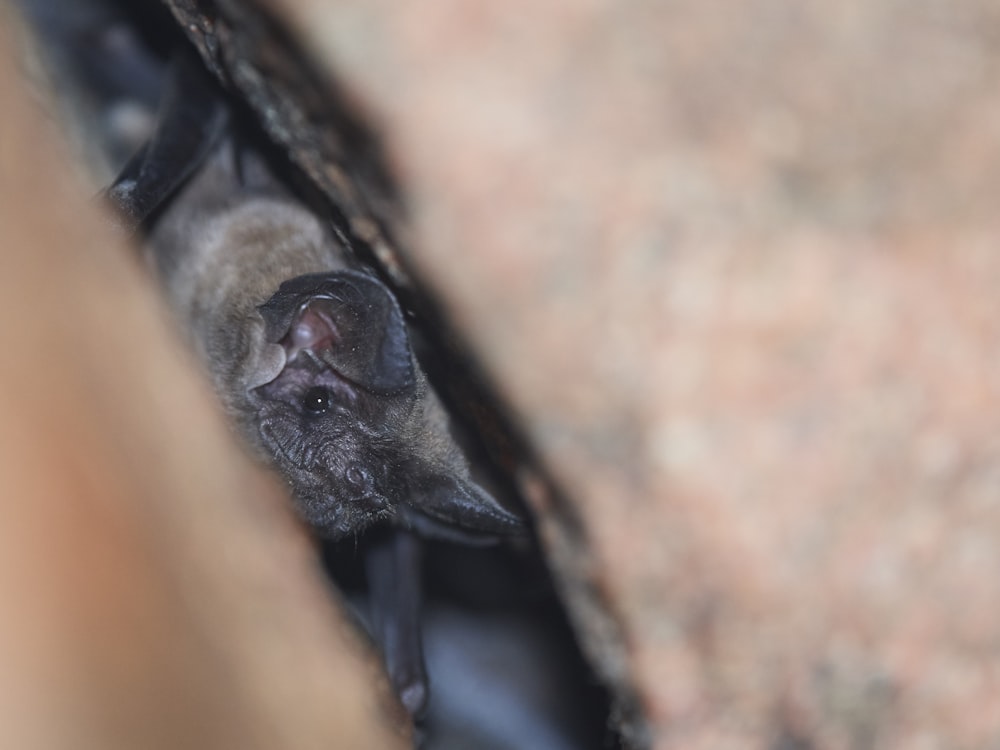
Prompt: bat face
<box><xmin>249</xmin><ymin>270</ymin><xmax>521</xmax><ymax>540</ymax></box>
<box><xmin>138</xmin><ymin>137</ymin><xmax>522</xmax><ymax>543</ymax></box>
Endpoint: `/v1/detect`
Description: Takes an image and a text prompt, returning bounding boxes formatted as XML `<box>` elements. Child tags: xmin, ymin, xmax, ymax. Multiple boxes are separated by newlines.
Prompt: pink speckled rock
<box><xmin>267</xmin><ymin>2</ymin><xmax>1000</xmax><ymax>746</ymax></box>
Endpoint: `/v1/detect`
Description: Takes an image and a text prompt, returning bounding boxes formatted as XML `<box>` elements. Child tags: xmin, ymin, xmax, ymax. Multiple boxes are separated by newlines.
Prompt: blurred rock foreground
<box><xmin>0</xmin><ymin>8</ymin><xmax>407</xmax><ymax>750</ymax></box>
<box><xmin>5</xmin><ymin>0</ymin><xmax>1000</xmax><ymax>748</ymax></box>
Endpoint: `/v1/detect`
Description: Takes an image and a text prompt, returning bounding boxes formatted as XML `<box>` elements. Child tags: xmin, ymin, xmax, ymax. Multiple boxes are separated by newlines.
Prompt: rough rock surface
<box><xmin>267</xmin><ymin>2</ymin><xmax>1000</xmax><ymax>747</ymax></box>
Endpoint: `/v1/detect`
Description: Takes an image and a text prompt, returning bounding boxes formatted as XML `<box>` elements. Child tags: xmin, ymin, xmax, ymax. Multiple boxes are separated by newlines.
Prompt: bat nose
<box><xmin>345</xmin><ymin>463</ymin><xmax>373</xmax><ymax>495</ymax></box>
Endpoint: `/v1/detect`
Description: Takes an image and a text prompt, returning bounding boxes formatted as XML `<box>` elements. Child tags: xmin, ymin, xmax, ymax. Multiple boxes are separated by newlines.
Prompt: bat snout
<box><xmin>344</xmin><ymin>462</ymin><xmax>374</xmax><ymax>495</ymax></box>
<box><xmin>344</xmin><ymin>464</ymin><xmax>393</xmax><ymax>517</ymax></box>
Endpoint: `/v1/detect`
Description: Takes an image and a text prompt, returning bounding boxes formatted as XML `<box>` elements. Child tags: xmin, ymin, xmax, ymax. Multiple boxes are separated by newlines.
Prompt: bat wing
<box><xmin>106</xmin><ymin>50</ymin><xmax>227</xmax><ymax>234</ymax></box>
<box><xmin>403</xmin><ymin>477</ymin><xmax>523</xmax><ymax>542</ymax></box>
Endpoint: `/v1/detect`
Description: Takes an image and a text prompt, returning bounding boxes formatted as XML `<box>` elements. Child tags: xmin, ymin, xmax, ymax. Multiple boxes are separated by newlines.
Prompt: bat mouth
<box><xmin>321</xmin><ymin>502</ymin><xmax>395</xmax><ymax>539</ymax></box>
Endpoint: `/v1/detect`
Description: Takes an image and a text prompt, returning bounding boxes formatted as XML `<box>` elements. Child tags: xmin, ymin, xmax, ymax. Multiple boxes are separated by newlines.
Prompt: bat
<box><xmin>114</xmin><ymin>53</ymin><xmax>522</xmax><ymax>542</ymax></box>
<box><xmin>105</xmin><ymin>47</ymin><xmax>523</xmax><ymax>717</ymax></box>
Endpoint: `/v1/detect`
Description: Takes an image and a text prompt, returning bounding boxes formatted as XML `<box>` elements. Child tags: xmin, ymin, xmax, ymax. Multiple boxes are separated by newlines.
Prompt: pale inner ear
<box><xmin>246</xmin><ymin>342</ymin><xmax>287</xmax><ymax>389</ymax></box>
<box><xmin>284</xmin><ymin>301</ymin><xmax>340</xmax><ymax>361</ymax></box>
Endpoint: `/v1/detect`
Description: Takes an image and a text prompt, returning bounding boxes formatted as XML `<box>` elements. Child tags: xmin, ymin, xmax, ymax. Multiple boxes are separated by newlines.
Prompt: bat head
<box><xmin>249</xmin><ymin>270</ymin><xmax>522</xmax><ymax>540</ymax></box>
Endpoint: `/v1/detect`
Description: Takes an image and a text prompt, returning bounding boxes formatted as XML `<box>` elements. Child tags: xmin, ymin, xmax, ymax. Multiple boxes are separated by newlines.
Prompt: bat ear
<box><xmin>402</xmin><ymin>476</ymin><xmax>524</xmax><ymax>543</ymax></box>
<box><xmin>258</xmin><ymin>270</ymin><xmax>416</xmax><ymax>394</ymax></box>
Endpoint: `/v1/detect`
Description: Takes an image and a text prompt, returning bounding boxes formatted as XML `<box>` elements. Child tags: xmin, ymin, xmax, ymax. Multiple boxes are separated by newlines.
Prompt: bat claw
<box><xmin>398</xmin><ymin>676</ymin><xmax>429</xmax><ymax>718</ymax></box>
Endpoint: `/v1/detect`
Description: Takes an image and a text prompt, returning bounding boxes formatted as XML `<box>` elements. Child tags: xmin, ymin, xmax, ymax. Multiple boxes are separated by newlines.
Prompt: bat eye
<box><xmin>301</xmin><ymin>386</ymin><xmax>331</xmax><ymax>415</ymax></box>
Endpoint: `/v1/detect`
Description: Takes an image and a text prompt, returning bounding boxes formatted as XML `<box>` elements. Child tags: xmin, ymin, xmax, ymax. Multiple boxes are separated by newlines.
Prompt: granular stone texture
<box><xmin>271</xmin><ymin>1</ymin><xmax>1000</xmax><ymax>747</ymax></box>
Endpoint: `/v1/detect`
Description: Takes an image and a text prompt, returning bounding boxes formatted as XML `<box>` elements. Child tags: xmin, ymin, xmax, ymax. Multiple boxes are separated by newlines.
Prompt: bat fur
<box><xmin>145</xmin><ymin>139</ymin><xmax>518</xmax><ymax>541</ymax></box>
